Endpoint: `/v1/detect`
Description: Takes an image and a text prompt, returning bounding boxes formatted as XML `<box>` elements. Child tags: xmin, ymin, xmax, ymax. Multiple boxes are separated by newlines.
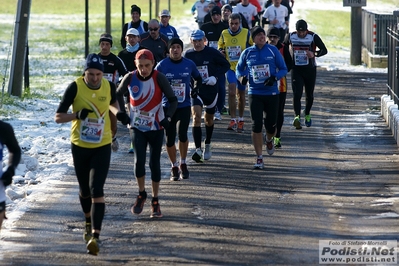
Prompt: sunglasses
<box><xmin>149</xmin><ymin>28</ymin><xmax>159</xmax><ymax>31</ymax></box>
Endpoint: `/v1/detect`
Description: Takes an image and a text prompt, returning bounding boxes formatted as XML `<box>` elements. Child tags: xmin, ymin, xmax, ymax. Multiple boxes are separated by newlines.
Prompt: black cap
<box><xmin>296</xmin><ymin>19</ymin><xmax>308</xmax><ymax>31</ymax></box>
<box><xmin>211</xmin><ymin>6</ymin><xmax>222</xmax><ymax>15</ymax></box>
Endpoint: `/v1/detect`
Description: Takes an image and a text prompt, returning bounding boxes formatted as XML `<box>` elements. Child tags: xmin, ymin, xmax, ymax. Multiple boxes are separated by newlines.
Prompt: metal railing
<box><xmin>386</xmin><ymin>11</ymin><xmax>399</xmax><ymax>105</ymax></box>
<box><xmin>362</xmin><ymin>9</ymin><xmax>397</xmax><ymax>55</ymax></box>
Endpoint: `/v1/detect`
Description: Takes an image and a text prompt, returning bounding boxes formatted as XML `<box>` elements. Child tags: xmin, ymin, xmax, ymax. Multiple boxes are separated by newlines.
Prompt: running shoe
<box><xmin>237</xmin><ymin>120</ymin><xmax>244</xmax><ymax>133</ymax></box>
<box><xmin>204</xmin><ymin>143</ymin><xmax>212</xmax><ymax>160</ymax></box>
<box><xmin>274</xmin><ymin>137</ymin><xmax>281</xmax><ymax>148</ymax></box>
<box><xmin>111</xmin><ymin>137</ymin><xmax>119</xmax><ymax>152</ymax></box>
<box><xmin>83</xmin><ymin>222</ymin><xmax>92</xmax><ymax>243</ymax></box>
<box><xmin>192</xmin><ymin>149</ymin><xmax>204</xmax><ymax>163</ymax></box>
<box><xmin>214</xmin><ymin>111</ymin><xmax>222</xmax><ymax>121</ymax></box>
<box><xmin>128</xmin><ymin>143</ymin><xmax>134</xmax><ymax>154</ymax></box>
<box><xmin>266</xmin><ymin>138</ymin><xmax>275</xmax><ymax>155</ymax></box>
<box><xmin>86</xmin><ymin>237</ymin><xmax>100</xmax><ymax>256</ymax></box>
<box><xmin>170</xmin><ymin>166</ymin><xmax>180</xmax><ymax>181</ymax></box>
<box><xmin>305</xmin><ymin>114</ymin><xmax>312</xmax><ymax>127</ymax></box>
<box><xmin>292</xmin><ymin>116</ymin><xmax>302</xmax><ymax>130</ymax></box>
<box><xmin>180</xmin><ymin>163</ymin><xmax>190</xmax><ymax>179</ymax></box>
<box><xmin>131</xmin><ymin>192</ymin><xmax>147</xmax><ymax>215</ymax></box>
<box><xmin>253</xmin><ymin>158</ymin><xmax>264</xmax><ymax>169</ymax></box>
<box><xmin>227</xmin><ymin>120</ymin><xmax>237</xmax><ymax>131</ymax></box>
<box><xmin>221</xmin><ymin>106</ymin><xmax>229</xmax><ymax>115</ymax></box>
<box><xmin>150</xmin><ymin>200</ymin><xmax>163</xmax><ymax>218</ymax></box>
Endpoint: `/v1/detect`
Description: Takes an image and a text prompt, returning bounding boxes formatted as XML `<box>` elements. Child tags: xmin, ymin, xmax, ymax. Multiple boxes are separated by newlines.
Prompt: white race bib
<box><xmin>80</xmin><ymin>118</ymin><xmax>105</xmax><ymax>143</ymax></box>
<box><xmin>252</xmin><ymin>64</ymin><xmax>270</xmax><ymax>84</ymax></box>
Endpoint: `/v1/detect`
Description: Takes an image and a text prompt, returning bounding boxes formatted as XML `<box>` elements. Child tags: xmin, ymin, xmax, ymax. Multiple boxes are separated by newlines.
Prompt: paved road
<box><xmin>1</xmin><ymin>69</ymin><xmax>398</xmax><ymax>265</ymax></box>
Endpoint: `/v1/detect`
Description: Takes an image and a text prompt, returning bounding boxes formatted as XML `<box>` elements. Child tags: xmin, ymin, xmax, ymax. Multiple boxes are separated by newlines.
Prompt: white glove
<box><xmin>204</xmin><ymin>76</ymin><xmax>217</xmax><ymax>86</ymax></box>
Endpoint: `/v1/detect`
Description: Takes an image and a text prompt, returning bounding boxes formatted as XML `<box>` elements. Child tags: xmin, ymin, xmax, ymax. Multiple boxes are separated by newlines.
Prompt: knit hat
<box><xmin>131</xmin><ymin>5</ymin><xmax>141</xmax><ymax>15</ymax></box>
<box><xmin>168</xmin><ymin>38</ymin><xmax>183</xmax><ymax>50</ymax></box>
<box><xmin>250</xmin><ymin>26</ymin><xmax>265</xmax><ymax>39</ymax></box>
<box><xmin>84</xmin><ymin>53</ymin><xmax>104</xmax><ymax>72</ymax></box>
<box><xmin>211</xmin><ymin>6</ymin><xmax>222</xmax><ymax>15</ymax></box>
<box><xmin>135</xmin><ymin>49</ymin><xmax>154</xmax><ymax>60</ymax></box>
<box><xmin>99</xmin><ymin>33</ymin><xmax>113</xmax><ymax>46</ymax></box>
<box><xmin>296</xmin><ymin>19</ymin><xmax>308</xmax><ymax>31</ymax></box>
<box><xmin>221</xmin><ymin>4</ymin><xmax>233</xmax><ymax>12</ymax></box>
<box><xmin>267</xmin><ymin>27</ymin><xmax>280</xmax><ymax>37</ymax></box>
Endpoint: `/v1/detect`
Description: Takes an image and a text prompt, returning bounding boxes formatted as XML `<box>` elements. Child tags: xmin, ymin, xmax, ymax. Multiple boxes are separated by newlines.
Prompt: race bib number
<box><xmin>227</xmin><ymin>46</ymin><xmax>242</xmax><ymax>62</ymax></box>
<box><xmin>197</xmin><ymin>65</ymin><xmax>209</xmax><ymax>82</ymax></box>
<box><xmin>171</xmin><ymin>80</ymin><xmax>186</xmax><ymax>103</ymax></box>
<box><xmin>208</xmin><ymin>41</ymin><xmax>218</xmax><ymax>50</ymax></box>
<box><xmin>294</xmin><ymin>50</ymin><xmax>309</xmax><ymax>66</ymax></box>
<box><xmin>80</xmin><ymin>118</ymin><xmax>105</xmax><ymax>143</ymax></box>
<box><xmin>132</xmin><ymin>110</ymin><xmax>155</xmax><ymax>131</ymax></box>
<box><xmin>103</xmin><ymin>73</ymin><xmax>114</xmax><ymax>82</ymax></box>
<box><xmin>252</xmin><ymin>64</ymin><xmax>270</xmax><ymax>84</ymax></box>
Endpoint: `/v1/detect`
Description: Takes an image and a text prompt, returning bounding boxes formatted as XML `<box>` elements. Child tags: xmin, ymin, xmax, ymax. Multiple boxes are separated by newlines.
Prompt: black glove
<box><xmin>239</xmin><ymin>76</ymin><xmax>248</xmax><ymax>86</ymax></box>
<box><xmin>2</xmin><ymin>167</ymin><xmax>14</xmax><ymax>186</ymax></box>
<box><xmin>191</xmin><ymin>86</ymin><xmax>199</xmax><ymax>98</ymax></box>
<box><xmin>116</xmin><ymin>111</ymin><xmax>130</xmax><ymax>125</ymax></box>
<box><xmin>76</xmin><ymin>108</ymin><xmax>93</xmax><ymax>120</ymax></box>
<box><xmin>264</xmin><ymin>75</ymin><xmax>277</xmax><ymax>86</ymax></box>
<box><xmin>160</xmin><ymin>117</ymin><xmax>170</xmax><ymax>129</ymax></box>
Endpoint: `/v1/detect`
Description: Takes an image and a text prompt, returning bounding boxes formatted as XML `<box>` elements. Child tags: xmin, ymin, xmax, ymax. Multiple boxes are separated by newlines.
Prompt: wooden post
<box><xmin>350</xmin><ymin>6</ymin><xmax>362</xmax><ymax>65</ymax></box>
<box><xmin>106</xmin><ymin>0</ymin><xmax>111</xmax><ymax>34</ymax></box>
<box><xmin>8</xmin><ymin>0</ymin><xmax>31</xmax><ymax>96</ymax></box>
<box><xmin>85</xmin><ymin>0</ymin><xmax>89</xmax><ymax>58</ymax></box>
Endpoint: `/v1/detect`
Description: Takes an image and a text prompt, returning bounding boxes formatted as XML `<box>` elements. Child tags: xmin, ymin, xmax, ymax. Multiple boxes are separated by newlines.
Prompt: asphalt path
<box><xmin>1</xmin><ymin>68</ymin><xmax>398</xmax><ymax>265</ymax></box>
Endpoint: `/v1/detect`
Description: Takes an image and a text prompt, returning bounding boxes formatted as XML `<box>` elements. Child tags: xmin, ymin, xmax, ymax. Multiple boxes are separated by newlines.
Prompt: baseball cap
<box><xmin>135</xmin><ymin>49</ymin><xmax>154</xmax><ymax>60</ymax></box>
<box><xmin>126</xmin><ymin>28</ymin><xmax>140</xmax><ymax>36</ymax></box>
<box><xmin>190</xmin><ymin>30</ymin><xmax>205</xmax><ymax>40</ymax></box>
<box><xmin>159</xmin><ymin>9</ymin><xmax>170</xmax><ymax>17</ymax></box>
<box><xmin>211</xmin><ymin>6</ymin><xmax>222</xmax><ymax>16</ymax></box>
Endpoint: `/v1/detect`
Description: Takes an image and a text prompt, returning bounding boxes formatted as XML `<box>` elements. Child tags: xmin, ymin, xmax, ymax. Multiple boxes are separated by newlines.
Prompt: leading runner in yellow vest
<box><xmin>55</xmin><ymin>53</ymin><xmax>130</xmax><ymax>256</ymax></box>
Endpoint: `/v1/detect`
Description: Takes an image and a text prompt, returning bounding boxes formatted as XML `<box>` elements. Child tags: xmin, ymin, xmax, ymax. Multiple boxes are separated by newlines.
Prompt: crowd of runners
<box><xmin>0</xmin><ymin>0</ymin><xmax>330</xmax><ymax>256</ymax></box>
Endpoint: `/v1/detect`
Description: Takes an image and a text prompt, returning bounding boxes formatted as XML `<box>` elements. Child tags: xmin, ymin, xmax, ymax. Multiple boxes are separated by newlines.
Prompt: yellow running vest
<box><xmin>71</xmin><ymin>77</ymin><xmax>112</xmax><ymax>148</ymax></box>
<box><xmin>218</xmin><ymin>28</ymin><xmax>253</xmax><ymax>71</ymax></box>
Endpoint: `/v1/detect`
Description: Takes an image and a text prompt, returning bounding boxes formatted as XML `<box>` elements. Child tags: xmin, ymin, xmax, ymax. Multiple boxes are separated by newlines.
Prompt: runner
<box><xmin>98</xmin><ymin>33</ymin><xmax>128</xmax><ymax>152</ymax></box>
<box><xmin>286</xmin><ymin>19</ymin><xmax>328</xmax><ymax>129</ymax></box>
<box><xmin>116</xmin><ymin>49</ymin><xmax>178</xmax><ymax>218</ymax></box>
<box><xmin>266</xmin><ymin>27</ymin><xmax>293</xmax><ymax>148</ymax></box>
<box><xmin>55</xmin><ymin>53</ymin><xmax>129</xmax><ymax>255</ymax></box>
<box><xmin>236</xmin><ymin>26</ymin><xmax>288</xmax><ymax>169</ymax></box>
<box><xmin>218</xmin><ymin>13</ymin><xmax>253</xmax><ymax>133</ymax></box>
<box><xmin>200</xmin><ymin>5</ymin><xmax>228</xmax><ymax>121</ymax></box>
<box><xmin>184</xmin><ymin>30</ymin><xmax>230</xmax><ymax>162</ymax></box>
<box><xmin>0</xmin><ymin>121</ymin><xmax>21</xmax><ymax>231</ymax></box>
<box><xmin>155</xmin><ymin>38</ymin><xmax>202</xmax><ymax>180</ymax></box>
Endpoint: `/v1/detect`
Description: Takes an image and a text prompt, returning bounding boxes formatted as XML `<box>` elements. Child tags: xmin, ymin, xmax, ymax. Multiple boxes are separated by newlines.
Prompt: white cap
<box><xmin>159</xmin><ymin>9</ymin><xmax>170</xmax><ymax>17</ymax></box>
<box><xmin>126</xmin><ymin>28</ymin><xmax>140</xmax><ymax>36</ymax></box>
